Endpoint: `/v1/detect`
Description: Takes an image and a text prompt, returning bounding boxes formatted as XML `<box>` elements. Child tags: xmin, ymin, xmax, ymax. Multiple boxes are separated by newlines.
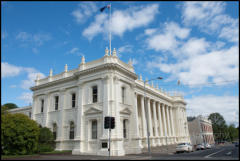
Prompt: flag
<box><xmin>100</xmin><ymin>4</ymin><xmax>111</xmax><ymax>12</ymax></box>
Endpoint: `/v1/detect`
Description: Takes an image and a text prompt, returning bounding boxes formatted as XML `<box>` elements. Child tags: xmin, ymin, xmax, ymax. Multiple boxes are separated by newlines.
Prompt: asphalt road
<box><xmin>150</xmin><ymin>144</ymin><xmax>239</xmax><ymax>160</ymax></box>
<box><xmin>2</xmin><ymin>144</ymin><xmax>239</xmax><ymax>160</ymax></box>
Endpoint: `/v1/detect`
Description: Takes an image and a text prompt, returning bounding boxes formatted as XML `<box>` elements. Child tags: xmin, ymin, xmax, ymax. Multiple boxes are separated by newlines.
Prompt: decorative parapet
<box><xmin>135</xmin><ymin>79</ymin><xmax>174</xmax><ymax>101</ymax></box>
<box><xmin>32</xmin><ymin>49</ymin><xmax>135</xmax><ymax>87</ymax></box>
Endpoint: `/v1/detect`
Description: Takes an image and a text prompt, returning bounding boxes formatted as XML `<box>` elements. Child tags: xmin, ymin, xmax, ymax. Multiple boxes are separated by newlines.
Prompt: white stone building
<box><xmin>9</xmin><ymin>48</ymin><xmax>190</xmax><ymax>156</ymax></box>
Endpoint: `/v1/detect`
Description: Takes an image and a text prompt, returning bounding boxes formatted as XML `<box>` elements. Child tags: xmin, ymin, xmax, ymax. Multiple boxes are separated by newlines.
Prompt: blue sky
<box><xmin>1</xmin><ymin>1</ymin><xmax>239</xmax><ymax>126</ymax></box>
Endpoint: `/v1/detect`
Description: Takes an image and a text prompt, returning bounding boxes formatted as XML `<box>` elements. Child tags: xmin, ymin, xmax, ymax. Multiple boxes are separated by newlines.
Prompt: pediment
<box><xmin>120</xmin><ymin>107</ymin><xmax>132</xmax><ymax>115</ymax></box>
<box><xmin>84</xmin><ymin>107</ymin><xmax>102</xmax><ymax>115</ymax></box>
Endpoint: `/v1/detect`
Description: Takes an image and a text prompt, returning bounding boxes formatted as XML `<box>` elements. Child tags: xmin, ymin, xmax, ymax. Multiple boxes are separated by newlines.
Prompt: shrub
<box><xmin>1</xmin><ymin>113</ymin><xmax>40</xmax><ymax>155</ymax></box>
<box><xmin>38</xmin><ymin>127</ymin><xmax>55</xmax><ymax>153</ymax></box>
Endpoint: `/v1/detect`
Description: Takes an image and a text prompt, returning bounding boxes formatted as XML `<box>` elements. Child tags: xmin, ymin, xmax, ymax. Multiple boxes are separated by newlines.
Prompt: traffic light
<box><xmin>104</xmin><ymin>116</ymin><xmax>115</xmax><ymax>129</ymax></box>
<box><xmin>104</xmin><ymin>116</ymin><xmax>110</xmax><ymax>129</ymax></box>
<box><xmin>111</xmin><ymin>117</ymin><xmax>115</xmax><ymax>129</ymax></box>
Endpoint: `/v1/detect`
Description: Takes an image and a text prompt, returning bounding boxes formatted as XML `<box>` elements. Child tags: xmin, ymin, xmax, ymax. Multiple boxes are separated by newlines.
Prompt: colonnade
<box><xmin>135</xmin><ymin>94</ymin><xmax>189</xmax><ymax>147</ymax></box>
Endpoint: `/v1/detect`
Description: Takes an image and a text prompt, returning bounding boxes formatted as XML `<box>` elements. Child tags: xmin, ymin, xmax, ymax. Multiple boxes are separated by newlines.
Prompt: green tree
<box><xmin>1</xmin><ymin>113</ymin><xmax>40</xmax><ymax>155</ymax></box>
<box><xmin>38</xmin><ymin>127</ymin><xmax>55</xmax><ymax>152</ymax></box>
<box><xmin>227</xmin><ymin>124</ymin><xmax>239</xmax><ymax>142</ymax></box>
<box><xmin>208</xmin><ymin>113</ymin><xmax>227</xmax><ymax>143</ymax></box>
<box><xmin>2</xmin><ymin>103</ymin><xmax>18</xmax><ymax>110</ymax></box>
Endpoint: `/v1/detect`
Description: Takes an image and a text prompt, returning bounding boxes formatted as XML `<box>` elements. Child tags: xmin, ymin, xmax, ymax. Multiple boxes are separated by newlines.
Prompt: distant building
<box><xmin>8</xmin><ymin>106</ymin><xmax>32</xmax><ymax>118</ymax></box>
<box><xmin>8</xmin><ymin>48</ymin><xmax>190</xmax><ymax>156</ymax></box>
<box><xmin>188</xmin><ymin>115</ymin><xmax>215</xmax><ymax>145</ymax></box>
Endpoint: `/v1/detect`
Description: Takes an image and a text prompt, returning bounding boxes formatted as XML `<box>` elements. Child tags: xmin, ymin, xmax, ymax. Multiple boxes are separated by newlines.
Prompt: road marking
<box><xmin>204</xmin><ymin>149</ymin><xmax>225</xmax><ymax>158</ymax></box>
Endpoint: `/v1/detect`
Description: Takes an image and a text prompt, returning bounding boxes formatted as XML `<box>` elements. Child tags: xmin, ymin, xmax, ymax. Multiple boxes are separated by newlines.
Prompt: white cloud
<box><xmin>21</xmin><ymin>72</ymin><xmax>45</xmax><ymax>90</ymax></box>
<box><xmin>10</xmin><ymin>85</ymin><xmax>17</xmax><ymax>88</ymax></box>
<box><xmin>117</xmin><ymin>45</ymin><xmax>133</xmax><ymax>57</ymax></box>
<box><xmin>72</xmin><ymin>2</ymin><xmax>98</xmax><ymax>24</ymax></box>
<box><xmin>82</xmin><ymin>13</ymin><xmax>107</xmax><ymax>41</ymax></box>
<box><xmin>186</xmin><ymin>95</ymin><xmax>239</xmax><ymax>126</ymax></box>
<box><xmin>16</xmin><ymin>32</ymin><xmax>51</xmax><ymax>46</ymax></box>
<box><xmin>145</xmin><ymin>22</ymin><xmax>190</xmax><ymax>52</ymax></box>
<box><xmin>1</xmin><ymin>62</ymin><xmax>45</xmax><ymax>89</ymax></box>
<box><xmin>82</xmin><ymin>4</ymin><xmax>159</xmax><ymax>40</ymax></box>
<box><xmin>131</xmin><ymin>58</ymin><xmax>138</xmax><ymax>66</ymax></box>
<box><xmin>146</xmin><ymin>40</ymin><xmax>239</xmax><ymax>85</ymax></box>
<box><xmin>181</xmin><ymin>1</ymin><xmax>239</xmax><ymax>43</ymax></box>
<box><xmin>1</xmin><ymin>62</ymin><xmax>23</xmax><ymax>78</ymax></box>
<box><xmin>16</xmin><ymin>32</ymin><xmax>32</xmax><ymax>41</ymax></box>
<box><xmin>18</xmin><ymin>92</ymin><xmax>33</xmax><ymax>104</ymax></box>
<box><xmin>66</xmin><ymin>47</ymin><xmax>84</xmax><ymax>56</ymax></box>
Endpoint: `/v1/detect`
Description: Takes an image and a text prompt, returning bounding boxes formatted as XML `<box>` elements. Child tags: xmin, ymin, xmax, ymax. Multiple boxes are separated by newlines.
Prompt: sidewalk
<box><xmin>142</xmin><ymin>144</ymin><xmax>177</xmax><ymax>155</ymax></box>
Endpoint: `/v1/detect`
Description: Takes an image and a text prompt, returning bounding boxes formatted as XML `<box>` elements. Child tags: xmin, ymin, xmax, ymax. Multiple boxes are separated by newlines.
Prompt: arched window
<box><xmin>92</xmin><ymin>120</ymin><xmax>97</xmax><ymax>139</ymax></box>
<box><xmin>69</xmin><ymin>121</ymin><xmax>75</xmax><ymax>139</ymax></box>
<box><xmin>53</xmin><ymin>123</ymin><xmax>57</xmax><ymax>140</ymax></box>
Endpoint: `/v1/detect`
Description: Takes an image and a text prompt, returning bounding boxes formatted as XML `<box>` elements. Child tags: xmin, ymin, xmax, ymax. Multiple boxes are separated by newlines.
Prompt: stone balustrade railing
<box><xmin>35</xmin><ymin>55</ymin><xmax>134</xmax><ymax>86</ymax></box>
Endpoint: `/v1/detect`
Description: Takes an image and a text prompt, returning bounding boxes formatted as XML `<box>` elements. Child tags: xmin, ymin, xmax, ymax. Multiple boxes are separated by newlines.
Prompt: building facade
<box><xmin>9</xmin><ymin>48</ymin><xmax>190</xmax><ymax>156</ymax></box>
<box><xmin>188</xmin><ymin>115</ymin><xmax>215</xmax><ymax>146</ymax></box>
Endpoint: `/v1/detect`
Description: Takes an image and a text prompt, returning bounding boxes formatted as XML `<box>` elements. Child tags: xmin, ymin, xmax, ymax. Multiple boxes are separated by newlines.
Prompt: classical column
<box><xmin>165</xmin><ymin>105</ymin><xmax>171</xmax><ymax>136</ymax></box>
<box><xmin>72</xmin><ymin>83</ymin><xmax>83</xmax><ymax>154</ymax></box>
<box><xmin>44</xmin><ymin>92</ymin><xmax>51</xmax><ymax>127</ymax></box>
<box><xmin>170</xmin><ymin>107</ymin><xmax>175</xmax><ymax>136</ymax></box>
<box><xmin>141</xmin><ymin>95</ymin><xmax>147</xmax><ymax>138</ymax></box>
<box><xmin>32</xmin><ymin>95</ymin><xmax>37</xmax><ymax>120</ymax></box>
<box><xmin>147</xmin><ymin>98</ymin><xmax>153</xmax><ymax>137</ymax></box>
<box><xmin>157</xmin><ymin>102</ymin><xmax>163</xmax><ymax>138</ymax></box>
<box><xmin>161</xmin><ymin>103</ymin><xmax>167</xmax><ymax>145</ymax></box>
<box><xmin>152</xmin><ymin>100</ymin><xmax>159</xmax><ymax>146</ymax></box>
<box><xmin>58</xmin><ymin>88</ymin><xmax>66</xmax><ymax>150</ymax></box>
<box><xmin>132</xmin><ymin>92</ymin><xmax>141</xmax><ymax>148</ymax></box>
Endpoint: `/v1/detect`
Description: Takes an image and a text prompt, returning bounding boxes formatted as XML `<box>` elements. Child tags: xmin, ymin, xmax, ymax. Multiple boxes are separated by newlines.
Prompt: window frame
<box><xmin>53</xmin><ymin>123</ymin><xmax>57</xmax><ymax>140</ymax></box>
<box><xmin>55</xmin><ymin>96</ymin><xmax>59</xmax><ymax>110</ymax></box>
<box><xmin>72</xmin><ymin>93</ymin><xmax>76</xmax><ymax>108</ymax></box>
<box><xmin>69</xmin><ymin>121</ymin><xmax>75</xmax><ymax>139</ymax></box>
<box><xmin>41</xmin><ymin>99</ymin><xmax>44</xmax><ymax>113</ymax></box>
<box><xmin>92</xmin><ymin>86</ymin><xmax>98</xmax><ymax>103</ymax></box>
<box><xmin>122</xmin><ymin>87</ymin><xmax>125</xmax><ymax>104</ymax></box>
<box><xmin>91</xmin><ymin>120</ymin><xmax>98</xmax><ymax>139</ymax></box>
<box><xmin>123</xmin><ymin>119</ymin><xmax>127</xmax><ymax>139</ymax></box>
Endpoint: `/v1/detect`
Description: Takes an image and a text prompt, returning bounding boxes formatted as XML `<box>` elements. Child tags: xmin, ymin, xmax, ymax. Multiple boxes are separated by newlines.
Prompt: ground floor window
<box><xmin>92</xmin><ymin>120</ymin><xmax>97</xmax><ymax>139</ymax></box>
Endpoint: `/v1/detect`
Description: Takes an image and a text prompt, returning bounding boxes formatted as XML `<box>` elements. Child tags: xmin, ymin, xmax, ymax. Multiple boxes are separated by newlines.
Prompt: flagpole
<box><xmin>109</xmin><ymin>3</ymin><xmax>111</xmax><ymax>55</ymax></box>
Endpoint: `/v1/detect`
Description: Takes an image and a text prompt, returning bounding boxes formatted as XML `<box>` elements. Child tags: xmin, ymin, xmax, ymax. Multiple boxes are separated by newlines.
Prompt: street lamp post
<box><xmin>144</xmin><ymin>76</ymin><xmax>163</xmax><ymax>157</ymax></box>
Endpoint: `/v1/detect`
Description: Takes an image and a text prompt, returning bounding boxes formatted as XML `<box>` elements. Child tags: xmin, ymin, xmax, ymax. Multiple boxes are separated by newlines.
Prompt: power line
<box><xmin>158</xmin><ymin>79</ymin><xmax>238</xmax><ymax>87</ymax></box>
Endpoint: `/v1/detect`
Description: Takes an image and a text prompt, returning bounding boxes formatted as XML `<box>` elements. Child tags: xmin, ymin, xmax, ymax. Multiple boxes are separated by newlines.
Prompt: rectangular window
<box><xmin>122</xmin><ymin>87</ymin><xmax>125</xmax><ymax>104</ymax></box>
<box><xmin>55</xmin><ymin>96</ymin><xmax>59</xmax><ymax>110</ymax></box>
<box><xmin>41</xmin><ymin>99</ymin><xmax>44</xmax><ymax>113</ymax></box>
<box><xmin>72</xmin><ymin>93</ymin><xmax>76</xmax><ymax>108</ymax></box>
<box><xmin>92</xmin><ymin>120</ymin><xmax>97</xmax><ymax>139</ymax></box>
<box><xmin>123</xmin><ymin>119</ymin><xmax>127</xmax><ymax>138</ymax></box>
<box><xmin>69</xmin><ymin>122</ymin><xmax>74</xmax><ymax>139</ymax></box>
<box><xmin>92</xmin><ymin>86</ymin><xmax>98</xmax><ymax>103</ymax></box>
<box><xmin>29</xmin><ymin>112</ymin><xmax>31</xmax><ymax>118</ymax></box>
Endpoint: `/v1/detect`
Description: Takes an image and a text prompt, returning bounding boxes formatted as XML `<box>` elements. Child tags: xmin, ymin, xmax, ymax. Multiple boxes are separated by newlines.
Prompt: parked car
<box><xmin>176</xmin><ymin>143</ymin><xmax>193</xmax><ymax>153</ymax></box>
<box><xmin>205</xmin><ymin>143</ymin><xmax>211</xmax><ymax>149</ymax></box>
<box><xmin>196</xmin><ymin>144</ymin><xmax>205</xmax><ymax>150</ymax></box>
